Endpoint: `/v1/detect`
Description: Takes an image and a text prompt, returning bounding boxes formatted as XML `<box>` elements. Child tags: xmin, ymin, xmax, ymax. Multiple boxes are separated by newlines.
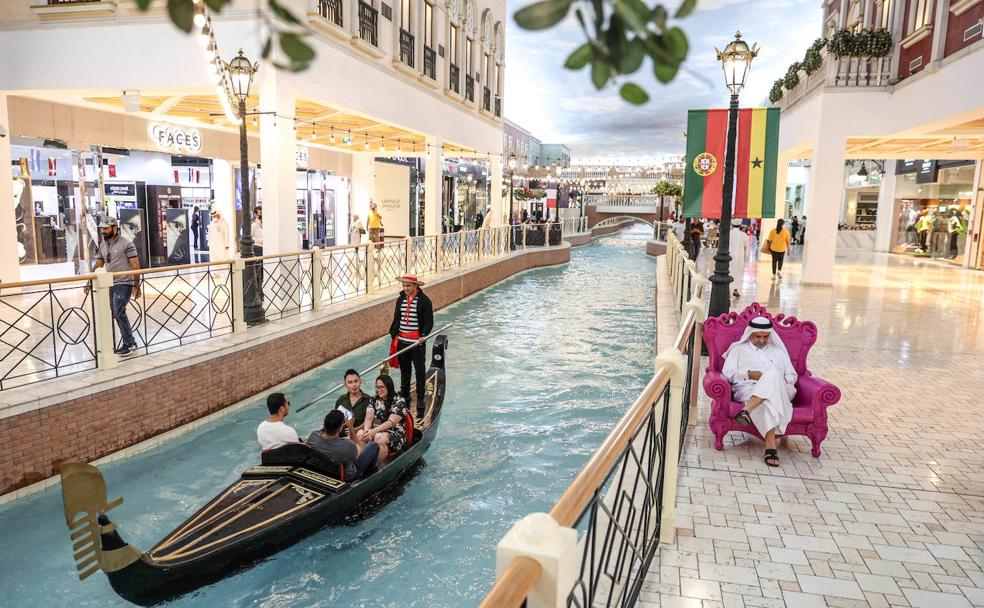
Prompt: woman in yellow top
<box><xmin>367</xmin><ymin>202</ymin><xmax>384</xmax><ymax>247</ymax></box>
<box><xmin>767</xmin><ymin>218</ymin><xmax>792</xmax><ymax>280</ymax></box>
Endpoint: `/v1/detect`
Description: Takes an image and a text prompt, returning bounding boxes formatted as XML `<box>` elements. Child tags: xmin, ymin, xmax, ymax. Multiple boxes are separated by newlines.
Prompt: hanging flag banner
<box><xmin>683</xmin><ymin>107</ymin><xmax>781</xmax><ymax>219</ymax></box>
<box><xmin>734</xmin><ymin>107</ymin><xmax>780</xmax><ymax>219</ymax></box>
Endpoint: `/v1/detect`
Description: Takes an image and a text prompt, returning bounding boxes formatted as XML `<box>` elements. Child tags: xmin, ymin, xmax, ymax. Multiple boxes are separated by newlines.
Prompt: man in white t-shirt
<box><xmin>257</xmin><ymin>392</ymin><xmax>300</xmax><ymax>451</ymax></box>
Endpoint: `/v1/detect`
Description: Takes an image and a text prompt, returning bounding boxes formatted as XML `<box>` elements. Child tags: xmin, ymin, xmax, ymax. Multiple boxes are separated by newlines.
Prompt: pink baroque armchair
<box><xmin>702</xmin><ymin>302</ymin><xmax>841</xmax><ymax>457</ymax></box>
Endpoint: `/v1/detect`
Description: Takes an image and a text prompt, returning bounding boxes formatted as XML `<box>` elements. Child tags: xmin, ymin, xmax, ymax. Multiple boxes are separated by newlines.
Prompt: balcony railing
<box><xmin>423</xmin><ymin>46</ymin><xmax>437</xmax><ymax>80</ymax></box>
<box><xmin>316</xmin><ymin>0</ymin><xmax>343</xmax><ymax>27</ymax></box>
<box><xmin>399</xmin><ymin>29</ymin><xmax>415</xmax><ymax>68</ymax></box>
<box><xmin>449</xmin><ymin>63</ymin><xmax>460</xmax><ymax>93</ymax></box>
<box><xmin>494</xmin><ymin>95</ymin><xmax>501</xmax><ymax>117</ymax></box>
<box><xmin>358</xmin><ymin>1</ymin><xmax>378</xmax><ymax>47</ymax></box>
<box><xmin>483</xmin><ymin>86</ymin><xmax>491</xmax><ymax>111</ymax></box>
<box><xmin>777</xmin><ymin>49</ymin><xmax>893</xmax><ymax>111</ymax></box>
<box><xmin>465</xmin><ymin>74</ymin><xmax>475</xmax><ymax>101</ymax></box>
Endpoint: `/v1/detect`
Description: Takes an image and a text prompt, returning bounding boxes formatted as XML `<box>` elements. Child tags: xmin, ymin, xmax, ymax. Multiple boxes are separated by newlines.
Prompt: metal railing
<box><xmin>358</xmin><ymin>1</ymin><xmax>378</xmax><ymax>47</ymax></box>
<box><xmin>449</xmin><ymin>63</ymin><xmax>460</xmax><ymax>93</ymax></box>
<box><xmin>465</xmin><ymin>74</ymin><xmax>475</xmax><ymax>101</ymax></box>
<box><xmin>423</xmin><ymin>45</ymin><xmax>437</xmax><ymax>80</ymax></box>
<box><xmin>559</xmin><ymin>217</ymin><xmax>588</xmax><ymax>236</ymax></box>
<box><xmin>483</xmin><ymin>86</ymin><xmax>491</xmax><ymax>111</ymax></box>
<box><xmin>0</xmin><ymin>227</ymin><xmax>528</xmax><ymax>393</ymax></box>
<box><xmin>480</xmin><ymin>272</ymin><xmax>705</xmax><ymax>607</ymax></box>
<box><xmin>494</xmin><ymin>95</ymin><xmax>502</xmax><ymax>118</ymax></box>
<box><xmin>315</xmin><ymin>0</ymin><xmax>343</xmax><ymax>27</ymax></box>
<box><xmin>0</xmin><ymin>276</ymin><xmax>97</xmax><ymax>391</ymax></box>
<box><xmin>588</xmin><ymin>195</ymin><xmax>661</xmax><ymax>208</ymax></box>
<box><xmin>399</xmin><ymin>28</ymin><xmax>415</xmax><ymax>68</ymax></box>
<box><xmin>778</xmin><ymin>48</ymin><xmax>894</xmax><ymax>111</ymax></box>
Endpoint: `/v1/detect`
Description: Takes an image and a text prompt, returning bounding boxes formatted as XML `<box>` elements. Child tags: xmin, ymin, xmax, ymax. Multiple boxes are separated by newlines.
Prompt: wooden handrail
<box><xmin>673</xmin><ymin>309</ymin><xmax>697</xmax><ymax>353</ymax></box>
<box><xmin>549</xmin><ymin>365</ymin><xmax>673</xmax><ymax>527</ymax></box>
<box><xmin>0</xmin><ymin>274</ymin><xmax>95</xmax><ymax>290</ymax></box>
<box><xmin>478</xmin><ymin>556</ymin><xmax>544</xmax><ymax>608</ymax></box>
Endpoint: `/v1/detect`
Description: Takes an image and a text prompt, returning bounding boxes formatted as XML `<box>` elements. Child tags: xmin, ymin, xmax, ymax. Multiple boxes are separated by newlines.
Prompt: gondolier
<box><xmin>389</xmin><ymin>275</ymin><xmax>433</xmax><ymax>418</ymax></box>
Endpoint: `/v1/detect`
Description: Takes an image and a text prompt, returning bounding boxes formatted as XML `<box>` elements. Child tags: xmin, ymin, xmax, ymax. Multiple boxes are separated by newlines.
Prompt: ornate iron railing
<box><xmin>257</xmin><ymin>253</ymin><xmax>313</xmax><ymax>321</ymax></box>
<box><xmin>372</xmin><ymin>240</ymin><xmax>408</xmax><ymax>290</ymax></box>
<box><xmin>320</xmin><ymin>245</ymin><xmax>366</xmax><ymax>305</ymax></box>
<box><xmin>399</xmin><ymin>28</ymin><xmax>415</xmax><ymax>68</ymax></box>
<box><xmin>483</xmin><ymin>86</ymin><xmax>491</xmax><ymax>111</ymax></box>
<box><xmin>358</xmin><ymin>1</ymin><xmax>378</xmax><ymax>47</ymax></box>
<box><xmin>462</xmin><ymin>230</ymin><xmax>480</xmax><ymax>263</ymax></box>
<box><xmin>316</xmin><ymin>0</ymin><xmax>343</xmax><ymax>27</ymax></box>
<box><xmin>120</xmin><ymin>263</ymin><xmax>234</xmax><ymax>356</ymax></box>
<box><xmin>480</xmin><ymin>229</ymin><xmax>494</xmax><ymax>257</ymax></box>
<box><xmin>449</xmin><ymin>63</ymin><xmax>460</xmax><ymax>93</ymax></box>
<box><xmin>423</xmin><ymin>46</ymin><xmax>437</xmax><ymax>80</ymax></box>
<box><xmin>494</xmin><ymin>95</ymin><xmax>501</xmax><ymax>117</ymax></box>
<box><xmin>440</xmin><ymin>233</ymin><xmax>461</xmax><ymax>268</ymax></box>
<box><xmin>0</xmin><ymin>277</ymin><xmax>97</xmax><ymax>390</ymax></box>
<box><xmin>465</xmin><ymin>74</ymin><xmax>475</xmax><ymax>101</ymax></box>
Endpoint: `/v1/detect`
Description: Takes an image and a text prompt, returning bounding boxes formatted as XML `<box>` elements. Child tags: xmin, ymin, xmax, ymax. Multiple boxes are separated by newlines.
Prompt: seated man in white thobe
<box><xmin>721</xmin><ymin>317</ymin><xmax>797</xmax><ymax>467</ymax></box>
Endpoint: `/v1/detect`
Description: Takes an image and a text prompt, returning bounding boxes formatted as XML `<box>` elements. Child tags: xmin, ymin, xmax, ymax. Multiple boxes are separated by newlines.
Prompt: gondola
<box><xmin>59</xmin><ymin>335</ymin><xmax>448</xmax><ymax>606</ymax></box>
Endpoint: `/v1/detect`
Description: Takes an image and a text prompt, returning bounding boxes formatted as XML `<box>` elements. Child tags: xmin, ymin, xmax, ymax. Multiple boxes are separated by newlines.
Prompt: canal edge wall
<box><xmin>0</xmin><ymin>245</ymin><xmax>571</xmax><ymax>503</ymax></box>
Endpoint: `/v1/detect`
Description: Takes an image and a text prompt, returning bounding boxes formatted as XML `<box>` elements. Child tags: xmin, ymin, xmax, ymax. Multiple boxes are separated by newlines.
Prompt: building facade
<box><xmin>539</xmin><ymin>143</ymin><xmax>571</xmax><ymax>168</ymax></box>
<box><xmin>774</xmin><ymin>0</ymin><xmax>984</xmax><ymax>282</ymax></box>
<box><xmin>0</xmin><ymin>0</ymin><xmax>507</xmax><ymax>282</ymax></box>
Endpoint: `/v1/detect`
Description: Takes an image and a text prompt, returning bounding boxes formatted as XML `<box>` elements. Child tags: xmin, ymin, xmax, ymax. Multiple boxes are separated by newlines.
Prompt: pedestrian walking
<box><xmin>208</xmin><ymin>203</ymin><xmax>231</xmax><ymax>262</ymax></box>
<box><xmin>367</xmin><ymin>202</ymin><xmax>384</xmax><ymax>247</ymax></box>
<box><xmin>84</xmin><ymin>217</ymin><xmax>141</xmax><ymax>356</ymax></box>
<box><xmin>790</xmin><ymin>216</ymin><xmax>800</xmax><ymax>245</ymax></box>
<box><xmin>349</xmin><ymin>214</ymin><xmax>365</xmax><ymax>245</ymax></box>
<box><xmin>764</xmin><ymin>219</ymin><xmax>792</xmax><ymax>280</ymax></box>
<box><xmin>728</xmin><ymin>219</ymin><xmax>748</xmax><ymax>298</ymax></box>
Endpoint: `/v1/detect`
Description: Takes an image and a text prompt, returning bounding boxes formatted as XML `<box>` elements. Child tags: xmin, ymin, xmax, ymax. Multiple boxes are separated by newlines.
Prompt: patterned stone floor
<box><xmin>640</xmin><ymin>246</ymin><xmax>984</xmax><ymax>608</ymax></box>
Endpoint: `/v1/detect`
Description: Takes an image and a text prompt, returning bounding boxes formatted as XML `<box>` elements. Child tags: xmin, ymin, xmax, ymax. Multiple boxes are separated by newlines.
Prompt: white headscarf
<box><xmin>723</xmin><ymin>316</ymin><xmax>791</xmax><ymax>360</ymax></box>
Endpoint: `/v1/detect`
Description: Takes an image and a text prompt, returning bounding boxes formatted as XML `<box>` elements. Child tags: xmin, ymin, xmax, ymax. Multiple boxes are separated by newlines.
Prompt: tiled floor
<box><xmin>641</xmin><ymin>246</ymin><xmax>984</xmax><ymax>608</ymax></box>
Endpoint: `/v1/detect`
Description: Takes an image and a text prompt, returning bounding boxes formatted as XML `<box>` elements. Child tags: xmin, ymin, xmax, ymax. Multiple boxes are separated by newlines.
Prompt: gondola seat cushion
<box><xmin>261</xmin><ymin>443</ymin><xmax>344</xmax><ymax>479</ymax></box>
<box><xmin>702</xmin><ymin>302</ymin><xmax>842</xmax><ymax>457</ymax></box>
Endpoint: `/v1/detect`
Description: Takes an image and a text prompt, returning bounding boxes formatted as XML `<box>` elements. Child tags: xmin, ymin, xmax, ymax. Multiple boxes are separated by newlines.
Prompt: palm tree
<box><xmin>652</xmin><ymin>180</ymin><xmax>683</xmax><ymax>222</ymax></box>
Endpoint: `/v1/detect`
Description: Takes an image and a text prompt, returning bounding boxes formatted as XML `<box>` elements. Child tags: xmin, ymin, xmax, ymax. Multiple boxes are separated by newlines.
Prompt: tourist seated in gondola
<box><xmin>335</xmin><ymin>368</ymin><xmax>371</xmax><ymax>437</ymax></box>
<box><xmin>307</xmin><ymin>411</ymin><xmax>379</xmax><ymax>480</ymax></box>
<box><xmin>257</xmin><ymin>393</ymin><xmax>300</xmax><ymax>451</ymax></box>
<box><xmin>358</xmin><ymin>375</ymin><xmax>410</xmax><ymax>468</ymax></box>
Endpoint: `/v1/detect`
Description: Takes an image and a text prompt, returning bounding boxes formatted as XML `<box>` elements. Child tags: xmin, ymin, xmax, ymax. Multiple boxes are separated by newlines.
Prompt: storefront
<box><xmin>890</xmin><ymin>159</ymin><xmax>977</xmax><ymax>265</ymax></box>
<box><xmin>442</xmin><ymin>159</ymin><xmax>490</xmax><ymax>231</ymax></box>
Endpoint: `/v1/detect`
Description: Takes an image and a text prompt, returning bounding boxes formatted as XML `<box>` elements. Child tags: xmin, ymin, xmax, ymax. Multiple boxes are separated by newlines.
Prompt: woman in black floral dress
<box><xmin>359</xmin><ymin>374</ymin><xmax>410</xmax><ymax>467</ymax></box>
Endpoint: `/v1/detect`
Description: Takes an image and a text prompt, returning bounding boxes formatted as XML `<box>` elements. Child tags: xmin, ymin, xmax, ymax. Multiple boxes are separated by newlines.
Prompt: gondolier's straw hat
<box><xmin>396</xmin><ymin>275</ymin><xmax>424</xmax><ymax>286</ymax></box>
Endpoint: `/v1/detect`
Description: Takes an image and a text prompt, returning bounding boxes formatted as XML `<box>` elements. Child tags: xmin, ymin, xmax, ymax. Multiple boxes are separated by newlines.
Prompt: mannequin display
<box><xmin>930</xmin><ymin>210</ymin><xmax>946</xmax><ymax>258</ymax></box>
<box><xmin>915</xmin><ymin>210</ymin><xmax>931</xmax><ymax>251</ymax></box>
<box><xmin>946</xmin><ymin>209</ymin><xmax>961</xmax><ymax>259</ymax></box>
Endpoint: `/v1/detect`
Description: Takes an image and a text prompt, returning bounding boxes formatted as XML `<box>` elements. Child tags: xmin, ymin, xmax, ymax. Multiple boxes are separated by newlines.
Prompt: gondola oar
<box><xmin>295</xmin><ymin>322</ymin><xmax>454</xmax><ymax>413</ymax></box>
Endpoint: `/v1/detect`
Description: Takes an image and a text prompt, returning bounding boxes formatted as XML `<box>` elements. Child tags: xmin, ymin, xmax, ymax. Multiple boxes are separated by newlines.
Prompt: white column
<box><xmin>424</xmin><ymin>136</ymin><xmax>443</xmax><ymax>235</ymax></box>
<box><xmin>351</xmin><ymin>153</ymin><xmax>375</xmax><ymax>226</ymax></box>
<box><xmin>874</xmin><ymin>160</ymin><xmax>897</xmax><ymax>252</ymax></box>
<box><xmin>258</xmin><ymin>66</ymin><xmax>298</xmax><ymax>255</ymax></box>
<box><xmin>212</xmin><ymin>159</ymin><xmax>236</xmax><ymax>254</ymax></box>
<box><xmin>802</xmin><ymin>132</ymin><xmax>847</xmax><ymax>285</ymax></box>
<box><xmin>0</xmin><ymin>94</ymin><xmax>21</xmax><ymax>283</ymax></box>
<box><xmin>489</xmin><ymin>153</ymin><xmax>503</xmax><ymax>226</ymax></box>
<box><xmin>930</xmin><ymin>0</ymin><xmax>950</xmax><ymax>64</ymax></box>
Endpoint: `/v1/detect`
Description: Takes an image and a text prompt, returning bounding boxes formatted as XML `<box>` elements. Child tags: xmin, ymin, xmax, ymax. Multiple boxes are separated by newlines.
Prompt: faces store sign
<box><xmin>150</xmin><ymin>123</ymin><xmax>203</xmax><ymax>153</ymax></box>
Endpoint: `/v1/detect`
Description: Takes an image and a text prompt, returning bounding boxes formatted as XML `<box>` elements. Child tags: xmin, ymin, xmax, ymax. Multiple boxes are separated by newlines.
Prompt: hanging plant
<box><xmin>866</xmin><ymin>28</ymin><xmax>893</xmax><ymax>57</ymax></box>
<box><xmin>827</xmin><ymin>28</ymin><xmax>858</xmax><ymax>57</ymax></box>
<box><xmin>769</xmin><ymin>79</ymin><xmax>785</xmax><ymax>103</ymax></box>
<box><xmin>783</xmin><ymin>62</ymin><xmax>801</xmax><ymax>90</ymax></box>
<box><xmin>801</xmin><ymin>38</ymin><xmax>826</xmax><ymax>74</ymax></box>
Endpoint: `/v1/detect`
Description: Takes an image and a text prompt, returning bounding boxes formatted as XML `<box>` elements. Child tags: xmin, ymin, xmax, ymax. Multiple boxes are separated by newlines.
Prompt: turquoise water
<box><xmin>0</xmin><ymin>226</ymin><xmax>657</xmax><ymax>607</ymax></box>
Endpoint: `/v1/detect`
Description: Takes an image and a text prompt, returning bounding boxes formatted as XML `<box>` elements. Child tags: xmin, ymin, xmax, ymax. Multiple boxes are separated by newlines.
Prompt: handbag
<box><xmin>760</xmin><ymin>237</ymin><xmax>771</xmax><ymax>254</ymax></box>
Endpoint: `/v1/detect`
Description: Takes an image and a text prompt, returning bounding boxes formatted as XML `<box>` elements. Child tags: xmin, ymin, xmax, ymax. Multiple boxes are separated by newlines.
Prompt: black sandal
<box><xmin>764</xmin><ymin>448</ymin><xmax>779</xmax><ymax>467</ymax></box>
<box><xmin>733</xmin><ymin>409</ymin><xmax>752</xmax><ymax>426</ymax></box>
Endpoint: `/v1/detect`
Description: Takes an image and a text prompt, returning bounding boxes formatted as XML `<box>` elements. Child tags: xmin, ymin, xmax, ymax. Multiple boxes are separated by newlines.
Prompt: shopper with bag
<box><xmin>763</xmin><ymin>219</ymin><xmax>792</xmax><ymax>281</ymax></box>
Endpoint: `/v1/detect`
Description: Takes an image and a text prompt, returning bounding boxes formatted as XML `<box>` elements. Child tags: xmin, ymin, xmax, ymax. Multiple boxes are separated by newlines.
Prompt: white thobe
<box><xmin>728</xmin><ymin>227</ymin><xmax>747</xmax><ymax>291</ymax></box>
<box><xmin>722</xmin><ymin>342</ymin><xmax>797</xmax><ymax>435</ymax></box>
<box><xmin>209</xmin><ymin>219</ymin><xmax>231</xmax><ymax>262</ymax></box>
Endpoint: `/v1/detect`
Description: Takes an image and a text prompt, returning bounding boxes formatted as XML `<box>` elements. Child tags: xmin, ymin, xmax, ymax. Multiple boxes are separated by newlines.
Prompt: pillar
<box><xmin>495</xmin><ymin>513</ymin><xmax>578</xmax><ymax>608</ymax></box>
<box><xmin>0</xmin><ymin>94</ymin><xmax>21</xmax><ymax>283</ymax></box>
<box><xmin>489</xmin><ymin>153</ymin><xmax>503</xmax><ymax>226</ymax></box>
<box><xmin>874</xmin><ymin>160</ymin><xmax>896</xmax><ymax>252</ymax></box>
<box><xmin>351</xmin><ymin>153</ymin><xmax>374</xmax><ymax>229</ymax></box>
<box><xmin>801</xmin><ymin>132</ymin><xmax>846</xmax><ymax>285</ymax></box>
<box><xmin>424</xmin><ymin>136</ymin><xmax>443</xmax><ymax>235</ymax></box>
<box><xmin>258</xmin><ymin>66</ymin><xmax>298</xmax><ymax>255</ymax></box>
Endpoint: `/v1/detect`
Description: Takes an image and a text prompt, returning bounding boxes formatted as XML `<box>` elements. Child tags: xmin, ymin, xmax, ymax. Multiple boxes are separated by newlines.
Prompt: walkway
<box><xmin>642</xmin><ymin>247</ymin><xmax>984</xmax><ymax>608</ymax></box>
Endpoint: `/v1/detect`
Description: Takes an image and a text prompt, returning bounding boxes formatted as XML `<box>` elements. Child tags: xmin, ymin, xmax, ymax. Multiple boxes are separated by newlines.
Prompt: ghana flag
<box><xmin>683</xmin><ymin>107</ymin><xmax>780</xmax><ymax>219</ymax></box>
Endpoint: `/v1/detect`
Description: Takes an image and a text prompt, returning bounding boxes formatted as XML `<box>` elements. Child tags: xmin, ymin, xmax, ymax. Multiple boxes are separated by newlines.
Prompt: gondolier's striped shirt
<box><xmin>398</xmin><ymin>297</ymin><xmax>419</xmax><ymax>343</ymax></box>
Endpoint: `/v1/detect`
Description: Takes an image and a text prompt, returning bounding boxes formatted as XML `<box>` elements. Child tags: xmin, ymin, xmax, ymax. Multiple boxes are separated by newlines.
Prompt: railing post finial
<box><xmin>495</xmin><ymin>512</ymin><xmax>579</xmax><ymax>608</ymax></box>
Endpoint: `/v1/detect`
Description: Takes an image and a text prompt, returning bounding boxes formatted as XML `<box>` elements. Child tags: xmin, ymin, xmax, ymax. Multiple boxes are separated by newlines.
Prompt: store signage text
<box><xmin>105</xmin><ymin>183</ymin><xmax>136</xmax><ymax>197</ymax></box>
<box><xmin>296</xmin><ymin>147</ymin><xmax>310</xmax><ymax>168</ymax></box>
<box><xmin>150</xmin><ymin>123</ymin><xmax>203</xmax><ymax>153</ymax></box>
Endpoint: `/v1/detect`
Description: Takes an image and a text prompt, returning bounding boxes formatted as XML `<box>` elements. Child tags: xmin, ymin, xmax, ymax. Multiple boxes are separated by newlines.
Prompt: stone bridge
<box><xmin>584</xmin><ymin>195</ymin><xmax>671</xmax><ymax>229</ymax></box>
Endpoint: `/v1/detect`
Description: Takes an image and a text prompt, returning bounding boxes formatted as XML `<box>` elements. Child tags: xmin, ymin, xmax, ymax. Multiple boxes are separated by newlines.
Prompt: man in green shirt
<box><xmin>334</xmin><ymin>369</ymin><xmax>371</xmax><ymax>437</ymax></box>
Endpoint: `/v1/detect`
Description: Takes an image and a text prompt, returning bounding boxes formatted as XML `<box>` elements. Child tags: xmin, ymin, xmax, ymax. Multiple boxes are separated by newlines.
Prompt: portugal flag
<box><xmin>683</xmin><ymin>107</ymin><xmax>780</xmax><ymax>219</ymax></box>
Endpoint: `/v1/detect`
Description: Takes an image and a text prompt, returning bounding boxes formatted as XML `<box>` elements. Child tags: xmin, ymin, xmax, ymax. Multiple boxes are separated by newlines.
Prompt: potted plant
<box><xmin>769</xmin><ymin>79</ymin><xmax>785</xmax><ymax>103</ymax></box>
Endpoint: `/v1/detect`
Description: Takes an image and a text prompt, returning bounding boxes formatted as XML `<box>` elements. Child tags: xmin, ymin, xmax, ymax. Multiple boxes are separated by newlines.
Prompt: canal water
<box><xmin>0</xmin><ymin>225</ymin><xmax>657</xmax><ymax>607</ymax></box>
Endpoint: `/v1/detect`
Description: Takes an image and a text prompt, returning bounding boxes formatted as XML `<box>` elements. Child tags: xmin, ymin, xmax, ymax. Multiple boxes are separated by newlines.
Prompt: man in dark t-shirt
<box><xmin>307</xmin><ymin>411</ymin><xmax>379</xmax><ymax>480</ymax></box>
<box><xmin>334</xmin><ymin>369</ymin><xmax>371</xmax><ymax>436</ymax></box>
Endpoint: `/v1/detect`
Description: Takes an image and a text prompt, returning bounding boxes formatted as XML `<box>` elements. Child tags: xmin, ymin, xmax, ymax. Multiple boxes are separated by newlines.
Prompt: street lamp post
<box><xmin>227</xmin><ymin>49</ymin><xmax>264</xmax><ymax>325</ymax></box>
<box><xmin>507</xmin><ymin>153</ymin><xmax>517</xmax><ymax>223</ymax></box>
<box><xmin>708</xmin><ymin>32</ymin><xmax>758</xmax><ymax>319</ymax></box>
